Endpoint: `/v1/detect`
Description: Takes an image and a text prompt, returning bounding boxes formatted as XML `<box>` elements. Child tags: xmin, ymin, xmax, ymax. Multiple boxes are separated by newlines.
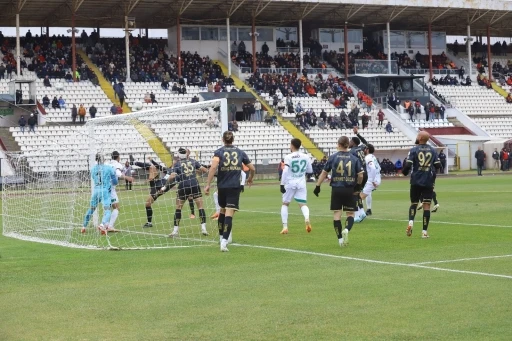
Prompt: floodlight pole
<box><xmin>226</xmin><ymin>17</ymin><xmax>231</xmax><ymax>76</ymax></box>
<box><xmin>177</xmin><ymin>16</ymin><xmax>182</xmax><ymax>78</ymax></box>
<box><xmin>487</xmin><ymin>25</ymin><xmax>492</xmax><ymax>81</ymax></box>
<box><xmin>428</xmin><ymin>22</ymin><xmax>433</xmax><ymax>80</ymax></box>
<box><xmin>344</xmin><ymin>22</ymin><xmax>349</xmax><ymax>79</ymax></box>
<box><xmin>125</xmin><ymin>16</ymin><xmax>131</xmax><ymax>82</ymax></box>
<box><xmin>72</xmin><ymin>13</ymin><xmax>77</xmax><ymax>82</ymax></box>
<box><xmin>252</xmin><ymin>16</ymin><xmax>257</xmax><ymax>73</ymax></box>
<box><xmin>467</xmin><ymin>25</ymin><xmax>472</xmax><ymax>76</ymax></box>
<box><xmin>299</xmin><ymin>19</ymin><xmax>304</xmax><ymax>71</ymax></box>
<box><xmin>16</xmin><ymin>13</ymin><xmax>21</xmax><ymax>77</ymax></box>
<box><xmin>386</xmin><ymin>22</ymin><xmax>391</xmax><ymax>75</ymax></box>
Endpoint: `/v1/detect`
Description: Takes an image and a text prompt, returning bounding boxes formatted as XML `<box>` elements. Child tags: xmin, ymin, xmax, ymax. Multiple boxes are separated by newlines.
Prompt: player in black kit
<box><xmin>351</xmin><ymin>127</ymin><xmax>370</xmax><ymax>220</ymax></box>
<box><xmin>166</xmin><ymin>148</ymin><xmax>209</xmax><ymax>237</ymax></box>
<box><xmin>205</xmin><ymin>131</ymin><xmax>255</xmax><ymax>252</ymax></box>
<box><xmin>402</xmin><ymin>131</ymin><xmax>441</xmax><ymax>239</ymax></box>
<box><xmin>314</xmin><ymin>136</ymin><xmax>364</xmax><ymax>247</ymax></box>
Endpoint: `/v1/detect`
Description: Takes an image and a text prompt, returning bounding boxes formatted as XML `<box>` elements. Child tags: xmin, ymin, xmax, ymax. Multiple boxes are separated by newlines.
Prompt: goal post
<box><xmin>2</xmin><ymin>99</ymin><xmax>228</xmax><ymax>250</ymax></box>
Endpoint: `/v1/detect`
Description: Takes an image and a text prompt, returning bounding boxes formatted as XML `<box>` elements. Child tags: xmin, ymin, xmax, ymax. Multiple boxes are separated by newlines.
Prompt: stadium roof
<box><xmin>0</xmin><ymin>0</ymin><xmax>511</xmax><ymax>36</ymax></box>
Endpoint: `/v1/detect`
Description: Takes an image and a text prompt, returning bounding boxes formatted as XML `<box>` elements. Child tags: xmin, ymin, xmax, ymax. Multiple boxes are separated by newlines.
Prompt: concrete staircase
<box><xmin>0</xmin><ymin>127</ymin><xmax>20</xmax><ymax>152</ymax></box>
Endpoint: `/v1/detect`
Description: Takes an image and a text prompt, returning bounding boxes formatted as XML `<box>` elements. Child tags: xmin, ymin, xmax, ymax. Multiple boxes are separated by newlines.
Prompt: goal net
<box><xmin>2</xmin><ymin>99</ymin><xmax>228</xmax><ymax>250</ymax></box>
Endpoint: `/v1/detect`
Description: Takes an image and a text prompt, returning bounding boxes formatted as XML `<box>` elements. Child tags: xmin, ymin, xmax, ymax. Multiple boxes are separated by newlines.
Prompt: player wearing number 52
<box><xmin>402</xmin><ymin>131</ymin><xmax>441</xmax><ymax>239</ymax></box>
<box><xmin>205</xmin><ymin>131</ymin><xmax>255</xmax><ymax>252</ymax></box>
<box><xmin>313</xmin><ymin>136</ymin><xmax>364</xmax><ymax>247</ymax></box>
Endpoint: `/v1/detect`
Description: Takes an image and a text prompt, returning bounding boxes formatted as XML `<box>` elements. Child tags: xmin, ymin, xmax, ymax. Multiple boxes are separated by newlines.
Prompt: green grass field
<box><xmin>2</xmin><ymin>175</ymin><xmax>512</xmax><ymax>340</ymax></box>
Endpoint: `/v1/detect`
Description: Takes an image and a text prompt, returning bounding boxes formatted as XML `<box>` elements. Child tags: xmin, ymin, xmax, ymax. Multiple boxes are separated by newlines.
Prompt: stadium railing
<box><xmin>239</xmin><ymin>66</ymin><xmax>335</xmax><ymax>75</ymax></box>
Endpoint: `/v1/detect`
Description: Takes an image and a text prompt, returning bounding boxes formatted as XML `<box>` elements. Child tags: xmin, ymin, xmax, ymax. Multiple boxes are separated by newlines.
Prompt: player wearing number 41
<box><xmin>280</xmin><ymin>138</ymin><xmax>313</xmax><ymax>234</ymax></box>
<box><xmin>81</xmin><ymin>154</ymin><xmax>118</xmax><ymax>234</ymax></box>
<box><xmin>165</xmin><ymin>148</ymin><xmax>210</xmax><ymax>238</ymax></box>
<box><xmin>313</xmin><ymin>136</ymin><xmax>364</xmax><ymax>247</ymax></box>
<box><xmin>205</xmin><ymin>131</ymin><xmax>255</xmax><ymax>252</ymax></box>
<box><xmin>402</xmin><ymin>131</ymin><xmax>441</xmax><ymax>239</ymax></box>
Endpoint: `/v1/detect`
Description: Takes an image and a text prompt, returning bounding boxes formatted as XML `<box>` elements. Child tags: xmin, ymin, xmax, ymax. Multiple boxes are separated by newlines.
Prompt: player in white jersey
<box><xmin>358</xmin><ymin>144</ymin><xmax>380</xmax><ymax>219</ymax></box>
<box><xmin>107</xmin><ymin>151</ymin><xmax>134</xmax><ymax>231</ymax></box>
<box><xmin>280</xmin><ymin>138</ymin><xmax>313</xmax><ymax>234</ymax></box>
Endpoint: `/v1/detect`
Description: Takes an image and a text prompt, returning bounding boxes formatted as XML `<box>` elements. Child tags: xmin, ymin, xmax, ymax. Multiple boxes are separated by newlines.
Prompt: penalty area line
<box><xmin>232</xmin><ymin>243</ymin><xmax>512</xmax><ymax>280</ymax></box>
<box><xmin>413</xmin><ymin>254</ymin><xmax>512</xmax><ymax>265</ymax></box>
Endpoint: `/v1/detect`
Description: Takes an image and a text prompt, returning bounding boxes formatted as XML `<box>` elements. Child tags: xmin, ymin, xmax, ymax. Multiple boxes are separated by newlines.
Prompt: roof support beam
<box><xmin>254</xmin><ymin>0</ymin><xmax>272</xmax><ymax>17</ymax></box>
<box><xmin>228</xmin><ymin>0</ymin><xmax>246</xmax><ymax>17</ymax></box>
<box><xmin>301</xmin><ymin>3</ymin><xmax>319</xmax><ymax>19</ymax></box>
<box><xmin>17</xmin><ymin>0</ymin><xmax>28</xmax><ymax>13</ymax></box>
<box><xmin>490</xmin><ymin>11</ymin><xmax>509</xmax><ymax>25</ymax></box>
<box><xmin>430</xmin><ymin>8</ymin><xmax>450</xmax><ymax>23</ymax></box>
<box><xmin>346</xmin><ymin>5</ymin><xmax>365</xmax><ymax>21</ymax></box>
<box><xmin>388</xmin><ymin>6</ymin><xmax>407</xmax><ymax>22</ymax></box>
<box><xmin>469</xmin><ymin>9</ymin><xmax>491</xmax><ymax>24</ymax></box>
<box><xmin>124</xmin><ymin>0</ymin><xmax>141</xmax><ymax>15</ymax></box>
<box><xmin>179</xmin><ymin>0</ymin><xmax>193</xmax><ymax>15</ymax></box>
<box><xmin>72</xmin><ymin>0</ymin><xmax>86</xmax><ymax>13</ymax></box>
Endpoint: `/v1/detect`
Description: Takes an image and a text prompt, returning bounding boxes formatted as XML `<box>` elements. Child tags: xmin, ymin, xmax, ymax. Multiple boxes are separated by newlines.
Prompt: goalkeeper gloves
<box><xmin>280</xmin><ymin>185</ymin><xmax>286</xmax><ymax>194</ymax></box>
<box><xmin>313</xmin><ymin>185</ymin><xmax>321</xmax><ymax>197</ymax></box>
<box><xmin>240</xmin><ymin>185</ymin><xmax>244</xmax><ymax>193</ymax></box>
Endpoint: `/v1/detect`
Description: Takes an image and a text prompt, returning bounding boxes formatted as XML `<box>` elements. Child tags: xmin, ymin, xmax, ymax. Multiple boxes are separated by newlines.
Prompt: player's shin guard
<box><xmin>218</xmin><ymin>213</ymin><xmax>225</xmax><ymax>236</ymax></box>
<box><xmin>423</xmin><ymin>210</ymin><xmax>431</xmax><ymax>231</ymax></box>
<box><xmin>366</xmin><ymin>194</ymin><xmax>372</xmax><ymax>209</ymax></box>
<box><xmin>222</xmin><ymin>216</ymin><xmax>233</xmax><ymax>240</ymax></box>
<box><xmin>109</xmin><ymin>209</ymin><xmax>119</xmax><ymax>229</ymax></box>
<box><xmin>300</xmin><ymin>205</ymin><xmax>310</xmax><ymax>221</ymax></box>
<box><xmin>333</xmin><ymin>220</ymin><xmax>342</xmax><ymax>238</ymax></box>
<box><xmin>199</xmin><ymin>209</ymin><xmax>206</xmax><ymax>224</ymax></box>
<box><xmin>188</xmin><ymin>199</ymin><xmax>195</xmax><ymax>215</ymax></box>
<box><xmin>409</xmin><ymin>204</ymin><xmax>417</xmax><ymax>221</ymax></box>
<box><xmin>281</xmin><ymin>205</ymin><xmax>288</xmax><ymax>227</ymax></box>
<box><xmin>174</xmin><ymin>209</ymin><xmax>182</xmax><ymax>227</ymax></box>
<box><xmin>345</xmin><ymin>216</ymin><xmax>355</xmax><ymax>231</ymax></box>
<box><xmin>83</xmin><ymin>208</ymin><xmax>95</xmax><ymax>227</ymax></box>
<box><xmin>146</xmin><ymin>206</ymin><xmax>153</xmax><ymax>223</ymax></box>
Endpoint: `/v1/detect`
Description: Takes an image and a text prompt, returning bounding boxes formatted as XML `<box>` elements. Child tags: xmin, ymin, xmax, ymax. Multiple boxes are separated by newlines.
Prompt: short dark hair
<box><xmin>367</xmin><ymin>143</ymin><xmax>375</xmax><ymax>154</ymax></box>
<box><xmin>223</xmin><ymin>131</ymin><xmax>234</xmax><ymax>145</ymax></box>
<box><xmin>291</xmin><ymin>138</ymin><xmax>301</xmax><ymax>150</ymax></box>
<box><xmin>111</xmin><ymin>151</ymin><xmax>120</xmax><ymax>160</ymax></box>
<box><xmin>338</xmin><ymin>136</ymin><xmax>350</xmax><ymax>148</ymax></box>
<box><xmin>351</xmin><ymin>136</ymin><xmax>360</xmax><ymax>146</ymax></box>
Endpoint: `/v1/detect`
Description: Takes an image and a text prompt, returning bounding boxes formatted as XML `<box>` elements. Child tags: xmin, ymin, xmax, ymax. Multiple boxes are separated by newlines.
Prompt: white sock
<box><xmin>359</xmin><ymin>207</ymin><xmax>365</xmax><ymax>215</ymax></box>
<box><xmin>366</xmin><ymin>194</ymin><xmax>372</xmax><ymax>210</ymax></box>
<box><xmin>173</xmin><ymin>226</ymin><xmax>179</xmax><ymax>233</ymax></box>
<box><xmin>201</xmin><ymin>223</ymin><xmax>206</xmax><ymax>231</ymax></box>
<box><xmin>354</xmin><ymin>210</ymin><xmax>360</xmax><ymax>219</ymax></box>
<box><xmin>214</xmin><ymin>191</ymin><xmax>220</xmax><ymax>213</ymax></box>
<box><xmin>228</xmin><ymin>231</ymin><xmax>233</xmax><ymax>243</ymax></box>
<box><xmin>301</xmin><ymin>205</ymin><xmax>310</xmax><ymax>221</ymax></box>
<box><xmin>281</xmin><ymin>205</ymin><xmax>288</xmax><ymax>228</ymax></box>
<box><xmin>109</xmin><ymin>209</ymin><xmax>119</xmax><ymax>229</ymax></box>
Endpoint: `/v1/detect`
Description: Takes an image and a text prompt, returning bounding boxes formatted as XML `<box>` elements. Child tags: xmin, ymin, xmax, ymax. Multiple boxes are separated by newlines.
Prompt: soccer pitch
<box><xmin>2</xmin><ymin>175</ymin><xmax>512</xmax><ymax>340</ymax></box>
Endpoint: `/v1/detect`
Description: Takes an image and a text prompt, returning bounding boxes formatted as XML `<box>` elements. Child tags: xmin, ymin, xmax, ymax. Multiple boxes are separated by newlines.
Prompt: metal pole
<box><xmin>428</xmin><ymin>22</ymin><xmax>433</xmax><ymax>80</ymax></box>
<box><xmin>177</xmin><ymin>16</ymin><xmax>182</xmax><ymax>78</ymax></box>
<box><xmin>252</xmin><ymin>16</ymin><xmax>257</xmax><ymax>73</ymax></box>
<box><xmin>386</xmin><ymin>22</ymin><xmax>391</xmax><ymax>75</ymax></box>
<box><xmin>72</xmin><ymin>13</ymin><xmax>77</xmax><ymax>82</ymax></box>
<box><xmin>467</xmin><ymin>25</ymin><xmax>472</xmax><ymax>76</ymax></box>
<box><xmin>299</xmin><ymin>19</ymin><xmax>304</xmax><ymax>71</ymax></box>
<box><xmin>344</xmin><ymin>22</ymin><xmax>349</xmax><ymax>79</ymax></box>
<box><xmin>16</xmin><ymin>13</ymin><xmax>21</xmax><ymax>77</ymax></box>
<box><xmin>487</xmin><ymin>25</ymin><xmax>492</xmax><ymax>81</ymax></box>
<box><xmin>226</xmin><ymin>17</ymin><xmax>231</xmax><ymax>77</ymax></box>
<box><xmin>125</xmin><ymin>16</ymin><xmax>131</xmax><ymax>82</ymax></box>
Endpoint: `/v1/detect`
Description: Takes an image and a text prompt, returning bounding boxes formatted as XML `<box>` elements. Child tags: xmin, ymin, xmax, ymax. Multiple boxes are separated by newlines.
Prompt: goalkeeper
<box><xmin>129</xmin><ymin>155</ymin><xmax>175</xmax><ymax>228</ymax></box>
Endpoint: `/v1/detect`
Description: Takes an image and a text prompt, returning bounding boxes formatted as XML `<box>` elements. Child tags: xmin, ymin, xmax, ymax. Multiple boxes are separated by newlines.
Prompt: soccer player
<box><xmin>129</xmin><ymin>155</ymin><xmax>175</xmax><ymax>228</ymax></box>
<box><xmin>402</xmin><ymin>131</ymin><xmax>441</xmax><ymax>238</ymax></box>
<box><xmin>360</xmin><ymin>144</ymin><xmax>381</xmax><ymax>216</ymax></box>
<box><xmin>205</xmin><ymin>131</ymin><xmax>255</xmax><ymax>252</ymax></box>
<box><xmin>167</xmin><ymin>148</ymin><xmax>210</xmax><ymax>237</ymax></box>
<box><xmin>280</xmin><ymin>138</ymin><xmax>313</xmax><ymax>234</ymax></box>
<box><xmin>81</xmin><ymin>154</ymin><xmax>118</xmax><ymax>234</ymax></box>
<box><xmin>107</xmin><ymin>151</ymin><xmax>134</xmax><ymax>231</ymax></box>
<box><xmin>185</xmin><ymin>149</ymin><xmax>197</xmax><ymax>219</ymax></box>
<box><xmin>350</xmin><ymin>127</ymin><xmax>368</xmax><ymax>222</ymax></box>
<box><xmin>313</xmin><ymin>136</ymin><xmax>364</xmax><ymax>247</ymax></box>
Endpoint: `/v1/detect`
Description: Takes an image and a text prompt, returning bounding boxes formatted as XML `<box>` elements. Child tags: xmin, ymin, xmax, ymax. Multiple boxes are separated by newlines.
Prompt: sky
<box><xmin>0</xmin><ymin>27</ymin><xmax>168</xmax><ymax>38</ymax></box>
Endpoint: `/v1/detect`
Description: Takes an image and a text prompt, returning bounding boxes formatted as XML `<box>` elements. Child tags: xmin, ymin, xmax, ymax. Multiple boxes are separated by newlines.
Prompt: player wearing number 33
<box><xmin>402</xmin><ymin>131</ymin><xmax>441</xmax><ymax>239</ymax></box>
<box><xmin>280</xmin><ymin>138</ymin><xmax>313</xmax><ymax>234</ymax></box>
<box><xmin>313</xmin><ymin>136</ymin><xmax>364</xmax><ymax>247</ymax></box>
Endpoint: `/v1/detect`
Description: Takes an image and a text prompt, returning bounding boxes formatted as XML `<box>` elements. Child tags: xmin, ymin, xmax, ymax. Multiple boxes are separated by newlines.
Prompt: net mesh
<box><xmin>2</xmin><ymin>99</ymin><xmax>227</xmax><ymax>249</ymax></box>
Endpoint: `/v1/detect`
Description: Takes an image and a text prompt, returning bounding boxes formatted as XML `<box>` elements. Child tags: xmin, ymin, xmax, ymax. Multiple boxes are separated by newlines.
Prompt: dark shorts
<box><xmin>410</xmin><ymin>185</ymin><xmax>434</xmax><ymax>204</ymax></box>
<box><xmin>218</xmin><ymin>187</ymin><xmax>241</xmax><ymax>210</ymax></box>
<box><xmin>330</xmin><ymin>187</ymin><xmax>356</xmax><ymax>211</ymax></box>
<box><xmin>177</xmin><ymin>184</ymin><xmax>202</xmax><ymax>201</ymax></box>
<box><xmin>150</xmin><ymin>180</ymin><xmax>174</xmax><ymax>201</ymax></box>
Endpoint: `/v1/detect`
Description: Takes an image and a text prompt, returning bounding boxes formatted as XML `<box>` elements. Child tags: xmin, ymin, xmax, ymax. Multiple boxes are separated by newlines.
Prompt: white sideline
<box><xmin>232</xmin><ymin>243</ymin><xmax>512</xmax><ymax>280</ymax></box>
<box><xmin>413</xmin><ymin>254</ymin><xmax>512</xmax><ymax>265</ymax></box>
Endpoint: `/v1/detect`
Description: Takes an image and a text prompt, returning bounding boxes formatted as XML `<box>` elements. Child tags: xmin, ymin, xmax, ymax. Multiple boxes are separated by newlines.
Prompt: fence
<box><xmin>275</xmin><ymin>47</ymin><xmax>310</xmax><ymax>54</ymax></box>
<box><xmin>239</xmin><ymin>66</ymin><xmax>336</xmax><ymax>76</ymax></box>
<box><xmin>401</xmin><ymin>68</ymin><xmax>458</xmax><ymax>76</ymax></box>
<box><xmin>354</xmin><ymin>60</ymin><xmax>398</xmax><ymax>75</ymax></box>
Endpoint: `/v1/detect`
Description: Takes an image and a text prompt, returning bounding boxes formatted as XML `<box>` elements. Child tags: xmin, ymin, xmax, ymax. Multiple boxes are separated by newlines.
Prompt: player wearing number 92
<box><xmin>205</xmin><ymin>131</ymin><xmax>255</xmax><ymax>252</ymax></box>
<box><xmin>313</xmin><ymin>136</ymin><xmax>364</xmax><ymax>247</ymax></box>
<box><xmin>402</xmin><ymin>131</ymin><xmax>441</xmax><ymax>239</ymax></box>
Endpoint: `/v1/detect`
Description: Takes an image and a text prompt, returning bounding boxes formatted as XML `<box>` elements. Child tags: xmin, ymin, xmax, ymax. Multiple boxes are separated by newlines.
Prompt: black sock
<box><xmin>189</xmin><ymin>199</ymin><xmax>195</xmax><ymax>215</ymax></box>
<box><xmin>218</xmin><ymin>213</ymin><xmax>225</xmax><ymax>236</ymax></box>
<box><xmin>199</xmin><ymin>208</ymin><xmax>206</xmax><ymax>224</ymax></box>
<box><xmin>222</xmin><ymin>216</ymin><xmax>233</xmax><ymax>240</ymax></box>
<box><xmin>333</xmin><ymin>220</ymin><xmax>342</xmax><ymax>238</ymax></box>
<box><xmin>125</xmin><ymin>180</ymin><xmax>129</xmax><ymax>190</ymax></box>
<box><xmin>129</xmin><ymin>182</ymin><xmax>132</xmax><ymax>190</ymax></box>
<box><xmin>433</xmin><ymin>192</ymin><xmax>438</xmax><ymax>205</ymax></box>
<box><xmin>409</xmin><ymin>204</ymin><xmax>417</xmax><ymax>221</ymax></box>
<box><xmin>346</xmin><ymin>216</ymin><xmax>354</xmax><ymax>231</ymax></box>
<box><xmin>146</xmin><ymin>206</ymin><xmax>153</xmax><ymax>223</ymax></box>
<box><xmin>174</xmin><ymin>209</ymin><xmax>182</xmax><ymax>226</ymax></box>
<box><xmin>358</xmin><ymin>198</ymin><xmax>364</xmax><ymax>210</ymax></box>
<box><xmin>423</xmin><ymin>210</ymin><xmax>431</xmax><ymax>231</ymax></box>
